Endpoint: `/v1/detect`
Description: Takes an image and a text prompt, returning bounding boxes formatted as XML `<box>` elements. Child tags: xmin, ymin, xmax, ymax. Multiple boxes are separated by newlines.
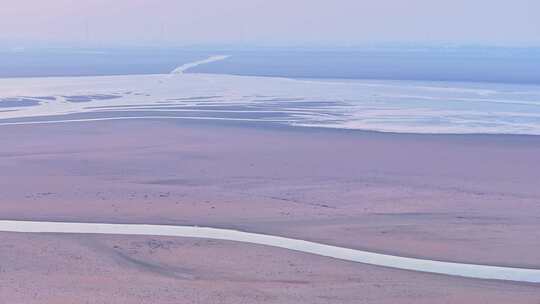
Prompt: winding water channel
<box><xmin>1</xmin><ymin>220</ymin><xmax>539</xmax><ymax>283</ymax></box>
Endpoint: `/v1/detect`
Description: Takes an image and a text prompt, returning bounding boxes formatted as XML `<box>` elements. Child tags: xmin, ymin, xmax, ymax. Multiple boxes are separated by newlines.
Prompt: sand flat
<box><xmin>1</xmin><ymin>119</ymin><xmax>540</xmax><ymax>301</ymax></box>
<box><xmin>1</xmin><ymin>120</ymin><xmax>539</xmax><ymax>265</ymax></box>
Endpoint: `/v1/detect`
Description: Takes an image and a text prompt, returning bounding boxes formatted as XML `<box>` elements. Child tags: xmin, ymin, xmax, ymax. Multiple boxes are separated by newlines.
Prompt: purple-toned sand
<box><xmin>1</xmin><ymin>120</ymin><xmax>539</xmax><ymax>302</ymax></box>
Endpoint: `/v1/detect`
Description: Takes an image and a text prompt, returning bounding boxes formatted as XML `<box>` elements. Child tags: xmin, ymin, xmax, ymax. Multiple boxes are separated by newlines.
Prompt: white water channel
<box><xmin>1</xmin><ymin>220</ymin><xmax>539</xmax><ymax>283</ymax></box>
<box><xmin>2</xmin><ymin>55</ymin><xmax>540</xmax><ymax>135</ymax></box>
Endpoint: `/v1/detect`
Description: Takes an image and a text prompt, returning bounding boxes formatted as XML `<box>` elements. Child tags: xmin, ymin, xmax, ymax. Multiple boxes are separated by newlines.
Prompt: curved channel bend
<box><xmin>1</xmin><ymin>220</ymin><xmax>539</xmax><ymax>283</ymax></box>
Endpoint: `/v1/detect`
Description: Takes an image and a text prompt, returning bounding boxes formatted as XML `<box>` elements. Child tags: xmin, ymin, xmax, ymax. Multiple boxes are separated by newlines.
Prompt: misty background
<box><xmin>1</xmin><ymin>0</ymin><xmax>539</xmax><ymax>83</ymax></box>
<box><xmin>2</xmin><ymin>0</ymin><xmax>539</xmax><ymax>47</ymax></box>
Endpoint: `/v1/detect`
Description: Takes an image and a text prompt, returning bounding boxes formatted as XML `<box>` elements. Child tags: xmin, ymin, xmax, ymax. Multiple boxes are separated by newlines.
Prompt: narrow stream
<box><xmin>1</xmin><ymin>220</ymin><xmax>539</xmax><ymax>283</ymax></box>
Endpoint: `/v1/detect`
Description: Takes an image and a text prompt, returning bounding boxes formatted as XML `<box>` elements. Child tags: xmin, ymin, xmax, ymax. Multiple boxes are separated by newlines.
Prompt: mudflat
<box><xmin>1</xmin><ymin>119</ymin><xmax>539</xmax><ymax>302</ymax></box>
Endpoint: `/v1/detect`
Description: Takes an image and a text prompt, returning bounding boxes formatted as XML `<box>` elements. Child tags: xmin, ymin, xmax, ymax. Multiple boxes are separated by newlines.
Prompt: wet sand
<box><xmin>1</xmin><ymin>119</ymin><xmax>540</xmax><ymax>301</ymax></box>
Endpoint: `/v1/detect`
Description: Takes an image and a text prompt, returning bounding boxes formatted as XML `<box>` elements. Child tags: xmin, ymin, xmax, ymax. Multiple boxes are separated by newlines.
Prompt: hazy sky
<box><xmin>1</xmin><ymin>0</ymin><xmax>539</xmax><ymax>47</ymax></box>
